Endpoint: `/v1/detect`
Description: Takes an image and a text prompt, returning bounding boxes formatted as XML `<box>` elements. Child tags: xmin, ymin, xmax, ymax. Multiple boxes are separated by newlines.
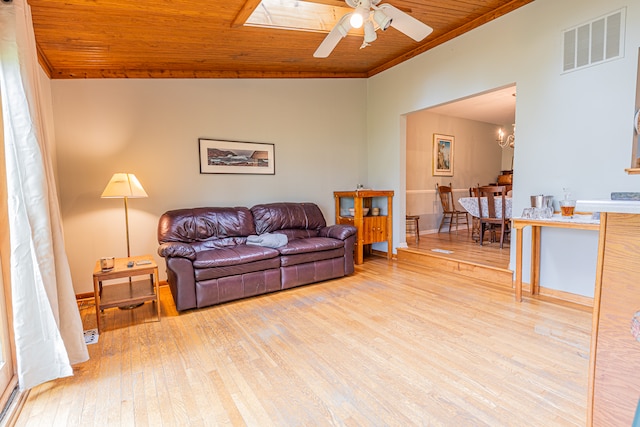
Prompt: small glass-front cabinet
<box><xmin>333</xmin><ymin>190</ymin><xmax>394</xmax><ymax>265</ymax></box>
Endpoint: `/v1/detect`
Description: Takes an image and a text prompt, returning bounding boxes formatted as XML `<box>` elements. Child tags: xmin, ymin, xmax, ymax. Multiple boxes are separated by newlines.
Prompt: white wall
<box><xmin>367</xmin><ymin>0</ymin><xmax>640</xmax><ymax>297</ymax></box>
<box><xmin>51</xmin><ymin>79</ymin><xmax>367</xmax><ymax>293</ymax></box>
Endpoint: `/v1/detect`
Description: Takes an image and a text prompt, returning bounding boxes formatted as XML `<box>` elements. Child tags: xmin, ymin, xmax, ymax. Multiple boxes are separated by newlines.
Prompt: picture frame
<box><xmin>432</xmin><ymin>133</ymin><xmax>454</xmax><ymax>176</ymax></box>
<box><xmin>199</xmin><ymin>138</ymin><xmax>275</xmax><ymax>175</ymax></box>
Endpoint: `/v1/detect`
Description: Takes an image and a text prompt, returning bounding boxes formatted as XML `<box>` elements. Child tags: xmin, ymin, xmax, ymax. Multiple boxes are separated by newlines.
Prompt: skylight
<box><xmin>245</xmin><ymin>0</ymin><xmax>362</xmax><ymax>35</ymax></box>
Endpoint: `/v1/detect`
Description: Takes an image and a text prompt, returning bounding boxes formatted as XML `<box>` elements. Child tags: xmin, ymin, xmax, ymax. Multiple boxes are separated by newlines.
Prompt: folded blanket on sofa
<box><xmin>246</xmin><ymin>233</ymin><xmax>288</xmax><ymax>248</ymax></box>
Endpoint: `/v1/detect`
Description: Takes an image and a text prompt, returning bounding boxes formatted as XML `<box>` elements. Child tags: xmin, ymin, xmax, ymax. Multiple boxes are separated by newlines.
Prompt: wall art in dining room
<box><xmin>199</xmin><ymin>138</ymin><xmax>275</xmax><ymax>175</ymax></box>
<box><xmin>432</xmin><ymin>133</ymin><xmax>454</xmax><ymax>177</ymax></box>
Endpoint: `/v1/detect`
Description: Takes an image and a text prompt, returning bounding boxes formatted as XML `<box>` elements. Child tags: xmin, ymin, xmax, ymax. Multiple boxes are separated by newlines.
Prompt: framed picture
<box><xmin>199</xmin><ymin>138</ymin><xmax>275</xmax><ymax>175</ymax></box>
<box><xmin>432</xmin><ymin>134</ymin><xmax>454</xmax><ymax>176</ymax></box>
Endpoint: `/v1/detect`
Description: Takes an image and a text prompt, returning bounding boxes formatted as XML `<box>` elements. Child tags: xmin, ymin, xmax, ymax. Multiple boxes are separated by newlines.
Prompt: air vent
<box><xmin>563</xmin><ymin>8</ymin><xmax>625</xmax><ymax>73</ymax></box>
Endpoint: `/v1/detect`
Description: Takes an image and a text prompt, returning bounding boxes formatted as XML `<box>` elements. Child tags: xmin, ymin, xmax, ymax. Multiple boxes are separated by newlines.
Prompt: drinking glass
<box><xmin>559</xmin><ymin>199</ymin><xmax>576</xmax><ymax>218</ymax></box>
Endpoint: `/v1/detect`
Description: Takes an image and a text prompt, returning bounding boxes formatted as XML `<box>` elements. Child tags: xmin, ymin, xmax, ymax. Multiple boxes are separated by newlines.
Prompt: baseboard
<box><xmin>75</xmin><ymin>292</ymin><xmax>94</xmax><ymax>301</ymax></box>
<box><xmin>420</xmin><ymin>225</ymin><xmax>471</xmax><ymax>235</ymax></box>
<box><xmin>534</xmin><ymin>286</ymin><xmax>593</xmax><ymax>310</ymax></box>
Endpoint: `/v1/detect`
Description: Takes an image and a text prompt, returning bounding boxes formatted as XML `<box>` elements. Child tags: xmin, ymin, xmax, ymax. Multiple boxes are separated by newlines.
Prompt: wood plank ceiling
<box><xmin>28</xmin><ymin>0</ymin><xmax>534</xmax><ymax>79</ymax></box>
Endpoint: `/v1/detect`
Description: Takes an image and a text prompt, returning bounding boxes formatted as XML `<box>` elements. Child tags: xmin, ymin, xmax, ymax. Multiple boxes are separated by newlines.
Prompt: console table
<box><xmin>512</xmin><ymin>214</ymin><xmax>600</xmax><ymax>302</ymax></box>
<box><xmin>334</xmin><ymin>190</ymin><xmax>393</xmax><ymax>264</ymax></box>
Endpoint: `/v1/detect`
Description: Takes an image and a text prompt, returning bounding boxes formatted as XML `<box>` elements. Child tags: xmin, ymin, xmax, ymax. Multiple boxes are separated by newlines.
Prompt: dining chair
<box><xmin>476</xmin><ymin>185</ymin><xmax>509</xmax><ymax>248</ymax></box>
<box><xmin>436</xmin><ymin>183</ymin><xmax>469</xmax><ymax>233</ymax></box>
<box><xmin>468</xmin><ymin>186</ymin><xmax>480</xmax><ymax>241</ymax></box>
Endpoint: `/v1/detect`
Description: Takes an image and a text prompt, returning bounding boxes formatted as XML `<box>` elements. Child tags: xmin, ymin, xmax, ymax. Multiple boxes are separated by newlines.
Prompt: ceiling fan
<box><xmin>313</xmin><ymin>0</ymin><xmax>433</xmax><ymax>58</ymax></box>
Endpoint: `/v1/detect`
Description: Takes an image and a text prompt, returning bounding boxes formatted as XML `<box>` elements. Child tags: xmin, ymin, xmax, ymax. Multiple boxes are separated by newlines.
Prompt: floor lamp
<box><xmin>101</xmin><ymin>173</ymin><xmax>148</xmax><ymax>309</ymax></box>
<box><xmin>101</xmin><ymin>173</ymin><xmax>148</xmax><ymax>258</ymax></box>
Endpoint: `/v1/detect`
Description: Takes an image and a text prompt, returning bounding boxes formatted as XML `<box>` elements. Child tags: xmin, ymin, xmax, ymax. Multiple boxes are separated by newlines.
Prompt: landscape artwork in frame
<box><xmin>199</xmin><ymin>139</ymin><xmax>275</xmax><ymax>175</ymax></box>
<box><xmin>432</xmin><ymin>134</ymin><xmax>454</xmax><ymax>176</ymax></box>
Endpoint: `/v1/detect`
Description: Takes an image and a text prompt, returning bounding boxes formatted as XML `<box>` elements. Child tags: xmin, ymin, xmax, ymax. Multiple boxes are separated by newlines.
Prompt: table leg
<box><xmin>531</xmin><ymin>226</ymin><xmax>542</xmax><ymax>295</ymax></box>
<box><xmin>515</xmin><ymin>226</ymin><xmax>523</xmax><ymax>302</ymax></box>
<box><xmin>93</xmin><ymin>277</ymin><xmax>101</xmax><ymax>333</ymax></box>
<box><xmin>356</xmin><ymin>223</ymin><xmax>365</xmax><ymax>266</ymax></box>
<box><xmin>152</xmin><ymin>268</ymin><xmax>161</xmax><ymax>321</ymax></box>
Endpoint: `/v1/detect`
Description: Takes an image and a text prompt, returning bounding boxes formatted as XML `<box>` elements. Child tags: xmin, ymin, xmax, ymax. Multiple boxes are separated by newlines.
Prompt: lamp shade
<box><xmin>101</xmin><ymin>173</ymin><xmax>148</xmax><ymax>198</ymax></box>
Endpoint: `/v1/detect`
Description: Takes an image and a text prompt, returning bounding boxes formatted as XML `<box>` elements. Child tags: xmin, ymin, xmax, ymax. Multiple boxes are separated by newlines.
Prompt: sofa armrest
<box><xmin>319</xmin><ymin>224</ymin><xmax>357</xmax><ymax>240</ymax></box>
<box><xmin>158</xmin><ymin>242</ymin><xmax>197</xmax><ymax>260</ymax></box>
<box><xmin>165</xmin><ymin>257</ymin><xmax>197</xmax><ymax>311</ymax></box>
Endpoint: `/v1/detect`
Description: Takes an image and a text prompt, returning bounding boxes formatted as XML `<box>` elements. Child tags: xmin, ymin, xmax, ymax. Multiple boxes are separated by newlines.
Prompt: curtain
<box><xmin>0</xmin><ymin>0</ymin><xmax>88</xmax><ymax>390</ymax></box>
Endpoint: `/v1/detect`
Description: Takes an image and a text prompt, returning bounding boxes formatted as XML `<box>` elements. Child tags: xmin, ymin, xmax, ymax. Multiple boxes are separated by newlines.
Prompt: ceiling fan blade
<box><xmin>314</xmin><ymin>13</ymin><xmax>353</xmax><ymax>58</ymax></box>
<box><xmin>378</xmin><ymin>4</ymin><xmax>433</xmax><ymax>42</ymax></box>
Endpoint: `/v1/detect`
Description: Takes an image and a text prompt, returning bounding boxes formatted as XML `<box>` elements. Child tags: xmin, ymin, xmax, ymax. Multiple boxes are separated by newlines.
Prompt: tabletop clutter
<box><xmin>522</xmin><ymin>188</ymin><xmax>577</xmax><ymax>219</ymax></box>
<box><xmin>522</xmin><ymin>195</ymin><xmax>553</xmax><ymax>219</ymax></box>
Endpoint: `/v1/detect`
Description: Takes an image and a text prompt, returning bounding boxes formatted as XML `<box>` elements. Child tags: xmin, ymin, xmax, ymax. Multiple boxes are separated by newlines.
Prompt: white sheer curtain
<box><xmin>0</xmin><ymin>0</ymin><xmax>88</xmax><ymax>390</ymax></box>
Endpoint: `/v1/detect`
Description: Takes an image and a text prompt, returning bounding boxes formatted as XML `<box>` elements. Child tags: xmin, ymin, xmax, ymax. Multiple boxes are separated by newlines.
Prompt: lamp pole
<box><xmin>123</xmin><ymin>196</ymin><xmax>131</xmax><ymax>258</ymax></box>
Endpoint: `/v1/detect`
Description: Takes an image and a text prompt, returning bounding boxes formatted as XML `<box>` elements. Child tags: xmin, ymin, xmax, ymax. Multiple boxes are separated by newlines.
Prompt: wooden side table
<box><xmin>334</xmin><ymin>190</ymin><xmax>394</xmax><ymax>264</ymax></box>
<box><xmin>92</xmin><ymin>254</ymin><xmax>160</xmax><ymax>332</ymax></box>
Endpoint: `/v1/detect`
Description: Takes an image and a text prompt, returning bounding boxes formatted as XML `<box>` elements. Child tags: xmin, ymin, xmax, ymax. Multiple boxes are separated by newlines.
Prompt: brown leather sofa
<box><xmin>157</xmin><ymin>202</ymin><xmax>357</xmax><ymax>311</ymax></box>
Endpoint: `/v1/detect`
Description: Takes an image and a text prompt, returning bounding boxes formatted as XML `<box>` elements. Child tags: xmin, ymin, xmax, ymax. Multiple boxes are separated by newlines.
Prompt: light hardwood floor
<box><xmin>15</xmin><ymin>258</ymin><xmax>590</xmax><ymax>426</ymax></box>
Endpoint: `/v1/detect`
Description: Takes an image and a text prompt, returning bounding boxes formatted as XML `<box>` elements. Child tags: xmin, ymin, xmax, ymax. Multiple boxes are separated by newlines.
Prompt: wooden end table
<box><xmin>92</xmin><ymin>255</ymin><xmax>160</xmax><ymax>332</ymax></box>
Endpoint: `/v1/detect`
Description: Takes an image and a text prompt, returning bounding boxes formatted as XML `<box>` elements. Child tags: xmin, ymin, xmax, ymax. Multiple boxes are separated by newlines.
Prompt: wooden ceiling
<box><xmin>28</xmin><ymin>0</ymin><xmax>534</xmax><ymax>79</ymax></box>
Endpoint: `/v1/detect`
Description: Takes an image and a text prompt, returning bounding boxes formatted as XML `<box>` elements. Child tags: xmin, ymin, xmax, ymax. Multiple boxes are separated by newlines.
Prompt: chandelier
<box><xmin>497</xmin><ymin>124</ymin><xmax>515</xmax><ymax>148</ymax></box>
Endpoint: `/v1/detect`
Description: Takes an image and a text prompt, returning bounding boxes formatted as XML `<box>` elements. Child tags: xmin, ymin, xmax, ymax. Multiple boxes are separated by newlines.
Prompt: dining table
<box><xmin>458</xmin><ymin>196</ymin><xmax>513</xmax><ymax>219</ymax></box>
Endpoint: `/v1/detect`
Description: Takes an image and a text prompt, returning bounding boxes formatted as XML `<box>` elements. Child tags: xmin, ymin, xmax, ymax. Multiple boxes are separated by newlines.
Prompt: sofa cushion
<box><xmin>280</xmin><ymin>248</ymin><xmax>345</xmax><ymax>267</ymax></box>
<box><xmin>192</xmin><ymin>245</ymin><xmax>279</xmax><ymax>269</ymax></box>
<box><xmin>281</xmin><ymin>258</ymin><xmax>345</xmax><ymax>290</ymax></box>
<box><xmin>195</xmin><ymin>258</ymin><xmax>281</xmax><ymax>281</ymax></box>
<box><xmin>251</xmin><ymin>202</ymin><xmax>326</xmax><ymax>235</ymax></box>
<box><xmin>277</xmin><ymin>237</ymin><xmax>344</xmax><ymax>255</ymax></box>
<box><xmin>158</xmin><ymin>207</ymin><xmax>255</xmax><ymax>243</ymax></box>
<box><xmin>196</xmin><ymin>269</ymin><xmax>282</xmax><ymax>308</ymax></box>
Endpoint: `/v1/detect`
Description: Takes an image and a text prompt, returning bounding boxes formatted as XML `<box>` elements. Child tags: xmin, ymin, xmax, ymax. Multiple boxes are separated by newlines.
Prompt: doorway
<box><xmin>404</xmin><ymin>84</ymin><xmax>516</xmax><ymax>270</ymax></box>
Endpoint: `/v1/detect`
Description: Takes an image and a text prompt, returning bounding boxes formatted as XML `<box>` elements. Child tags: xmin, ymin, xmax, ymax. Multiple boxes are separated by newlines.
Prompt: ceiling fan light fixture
<box><xmin>364</xmin><ymin>20</ymin><xmax>377</xmax><ymax>43</ymax></box>
<box><xmin>373</xmin><ymin>9</ymin><xmax>391</xmax><ymax>30</ymax></box>
<box><xmin>349</xmin><ymin>6</ymin><xmax>367</xmax><ymax>28</ymax></box>
<box><xmin>315</xmin><ymin>0</ymin><xmax>433</xmax><ymax>58</ymax></box>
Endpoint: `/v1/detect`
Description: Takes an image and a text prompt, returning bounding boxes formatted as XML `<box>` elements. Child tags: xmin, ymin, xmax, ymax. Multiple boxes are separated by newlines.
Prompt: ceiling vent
<box><xmin>563</xmin><ymin>8</ymin><xmax>625</xmax><ymax>73</ymax></box>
